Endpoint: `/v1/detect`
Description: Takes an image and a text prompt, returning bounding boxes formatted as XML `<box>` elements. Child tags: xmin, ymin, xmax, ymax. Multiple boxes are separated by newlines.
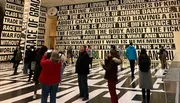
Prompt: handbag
<box><xmin>31</xmin><ymin>62</ymin><xmax>36</xmax><ymax>71</ymax></box>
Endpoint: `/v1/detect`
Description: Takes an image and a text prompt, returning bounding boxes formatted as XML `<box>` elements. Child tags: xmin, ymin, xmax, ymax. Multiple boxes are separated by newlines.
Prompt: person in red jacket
<box><xmin>39</xmin><ymin>51</ymin><xmax>61</xmax><ymax>103</ymax></box>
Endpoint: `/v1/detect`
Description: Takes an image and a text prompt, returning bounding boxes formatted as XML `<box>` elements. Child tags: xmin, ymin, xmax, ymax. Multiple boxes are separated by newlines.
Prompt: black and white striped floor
<box><xmin>0</xmin><ymin>62</ymin><xmax>167</xmax><ymax>103</ymax></box>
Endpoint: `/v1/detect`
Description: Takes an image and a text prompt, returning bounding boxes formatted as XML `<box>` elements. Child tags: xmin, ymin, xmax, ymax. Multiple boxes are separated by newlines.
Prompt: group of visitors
<box><xmin>10</xmin><ymin>42</ymin><xmax>168</xmax><ymax>103</ymax></box>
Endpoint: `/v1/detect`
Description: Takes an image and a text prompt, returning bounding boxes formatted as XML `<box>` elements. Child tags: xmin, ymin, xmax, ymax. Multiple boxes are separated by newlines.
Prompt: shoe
<box><xmin>142</xmin><ymin>100</ymin><xmax>146</xmax><ymax>103</ymax></box>
<box><xmin>82</xmin><ymin>97</ymin><xmax>89</xmax><ymax>101</ymax></box>
<box><xmin>12</xmin><ymin>73</ymin><xmax>18</xmax><ymax>75</ymax></box>
<box><xmin>33</xmin><ymin>95</ymin><xmax>37</xmax><ymax>99</ymax></box>
<box><xmin>78</xmin><ymin>95</ymin><xmax>84</xmax><ymax>98</ymax></box>
<box><xmin>131</xmin><ymin>76</ymin><xmax>135</xmax><ymax>80</ymax></box>
<box><xmin>28</xmin><ymin>79</ymin><xmax>31</xmax><ymax>82</ymax></box>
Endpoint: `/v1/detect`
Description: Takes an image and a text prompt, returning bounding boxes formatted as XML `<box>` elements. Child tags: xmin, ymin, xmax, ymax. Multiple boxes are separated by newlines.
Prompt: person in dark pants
<box><xmin>13</xmin><ymin>47</ymin><xmax>22</xmax><ymax>75</ymax></box>
<box><xmin>138</xmin><ymin>49</ymin><xmax>152</xmax><ymax>103</ymax></box>
<box><xmin>33</xmin><ymin>46</ymin><xmax>47</xmax><ymax>99</ymax></box>
<box><xmin>39</xmin><ymin>51</ymin><xmax>61</xmax><ymax>103</ymax></box>
<box><xmin>101</xmin><ymin>50</ymin><xmax>122</xmax><ymax>103</ymax></box>
<box><xmin>76</xmin><ymin>45</ymin><xmax>90</xmax><ymax>101</ymax></box>
<box><xmin>126</xmin><ymin>42</ymin><xmax>137</xmax><ymax>79</ymax></box>
<box><xmin>23</xmin><ymin>47</ymin><xmax>31</xmax><ymax>74</ymax></box>
<box><xmin>158</xmin><ymin>46</ymin><xmax>168</xmax><ymax>69</ymax></box>
<box><xmin>87</xmin><ymin>45</ymin><xmax>93</xmax><ymax>68</ymax></box>
<box><xmin>28</xmin><ymin>46</ymin><xmax>36</xmax><ymax>82</ymax></box>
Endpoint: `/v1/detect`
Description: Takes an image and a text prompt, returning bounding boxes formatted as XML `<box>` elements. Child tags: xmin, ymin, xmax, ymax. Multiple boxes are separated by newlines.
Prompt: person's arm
<box><xmin>149</xmin><ymin>57</ymin><xmax>151</xmax><ymax>67</ymax></box>
<box><xmin>102</xmin><ymin>59</ymin><xmax>108</xmax><ymax>70</ymax></box>
<box><xmin>125</xmin><ymin>49</ymin><xmax>128</xmax><ymax>58</ymax></box>
<box><xmin>112</xmin><ymin>57</ymin><xmax>122</xmax><ymax>64</ymax></box>
<box><xmin>40</xmin><ymin>55</ymin><xmax>48</xmax><ymax>67</ymax></box>
<box><xmin>134</xmin><ymin>48</ymin><xmax>137</xmax><ymax>60</ymax></box>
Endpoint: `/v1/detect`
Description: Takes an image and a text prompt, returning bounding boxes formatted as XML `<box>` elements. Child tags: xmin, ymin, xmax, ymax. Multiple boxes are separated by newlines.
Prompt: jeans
<box><xmin>41</xmin><ymin>83</ymin><xmax>58</xmax><ymax>103</ymax></box>
<box><xmin>60</xmin><ymin>64</ymin><xmax>65</xmax><ymax>84</ymax></box>
<box><xmin>142</xmin><ymin>89</ymin><xmax>150</xmax><ymax>103</ymax></box>
<box><xmin>78</xmin><ymin>74</ymin><xmax>89</xmax><ymax>98</ymax></box>
<box><xmin>108</xmin><ymin>80</ymin><xmax>118</xmax><ymax>103</ymax></box>
<box><xmin>130</xmin><ymin>60</ymin><xmax>135</xmax><ymax>78</ymax></box>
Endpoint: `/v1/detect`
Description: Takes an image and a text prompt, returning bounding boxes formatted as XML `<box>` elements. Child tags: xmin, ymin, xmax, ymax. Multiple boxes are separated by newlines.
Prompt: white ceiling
<box><xmin>41</xmin><ymin>0</ymin><xmax>108</xmax><ymax>7</ymax></box>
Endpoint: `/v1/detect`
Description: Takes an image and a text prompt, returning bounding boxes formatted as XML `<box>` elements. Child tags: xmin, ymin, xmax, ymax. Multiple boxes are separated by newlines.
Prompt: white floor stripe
<box><xmin>0</xmin><ymin>83</ymin><xmax>34</xmax><ymax>94</ymax></box>
<box><xmin>0</xmin><ymin>82</ymin><xmax>27</xmax><ymax>92</ymax></box>
<box><xmin>0</xmin><ymin>90</ymin><xmax>41</xmax><ymax>103</ymax></box>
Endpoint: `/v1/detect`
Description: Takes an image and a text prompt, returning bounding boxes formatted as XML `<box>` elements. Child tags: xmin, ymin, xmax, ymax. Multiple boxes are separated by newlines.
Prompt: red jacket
<box><xmin>39</xmin><ymin>55</ymin><xmax>61</xmax><ymax>85</ymax></box>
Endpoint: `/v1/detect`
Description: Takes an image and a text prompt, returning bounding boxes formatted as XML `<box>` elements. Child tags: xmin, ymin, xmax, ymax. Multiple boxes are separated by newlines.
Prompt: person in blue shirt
<box><xmin>126</xmin><ymin>42</ymin><xmax>137</xmax><ymax>79</ymax></box>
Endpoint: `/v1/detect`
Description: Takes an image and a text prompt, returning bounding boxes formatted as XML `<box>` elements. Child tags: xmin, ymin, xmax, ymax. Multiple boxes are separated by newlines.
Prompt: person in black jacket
<box><xmin>75</xmin><ymin>45</ymin><xmax>90</xmax><ymax>101</ymax></box>
<box><xmin>33</xmin><ymin>46</ymin><xmax>47</xmax><ymax>99</ymax></box>
<box><xmin>23</xmin><ymin>47</ymin><xmax>31</xmax><ymax>74</ymax></box>
<box><xmin>13</xmin><ymin>46</ymin><xmax>22</xmax><ymax>75</ymax></box>
<box><xmin>28</xmin><ymin>46</ymin><xmax>36</xmax><ymax>82</ymax></box>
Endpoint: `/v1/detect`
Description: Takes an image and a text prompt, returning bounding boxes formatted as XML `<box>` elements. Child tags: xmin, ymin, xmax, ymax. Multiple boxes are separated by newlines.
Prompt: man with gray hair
<box><xmin>76</xmin><ymin>45</ymin><xmax>90</xmax><ymax>101</ymax></box>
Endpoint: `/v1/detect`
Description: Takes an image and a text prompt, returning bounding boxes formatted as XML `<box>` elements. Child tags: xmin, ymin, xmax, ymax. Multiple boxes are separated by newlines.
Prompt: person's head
<box><xmin>119</xmin><ymin>44</ymin><xmax>123</xmax><ymax>48</ymax></box>
<box><xmin>50</xmin><ymin>51</ymin><xmax>59</xmax><ymax>63</ymax></box>
<box><xmin>161</xmin><ymin>46</ymin><xmax>164</xmax><ymax>49</ymax></box>
<box><xmin>111</xmin><ymin>45</ymin><xmax>116</xmax><ymax>50</ymax></box>
<box><xmin>88</xmin><ymin>45</ymin><xmax>91</xmax><ymax>49</ymax></box>
<box><xmin>17</xmin><ymin>46</ymin><xmax>21</xmax><ymax>50</ymax></box>
<box><xmin>140</xmin><ymin>48</ymin><xmax>147</xmax><ymax>56</ymax></box>
<box><xmin>130</xmin><ymin>42</ymin><xmax>133</xmax><ymax>46</ymax></box>
<box><xmin>109</xmin><ymin>50</ymin><xmax>118</xmax><ymax>58</ymax></box>
<box><xmin>39</xmin><ymin>46</ymin><xmax>48</xmax><ymax>55</ymax></box>
<box><xmin>80</xmin><ymin>45</ymin><xmax>86</xmax><ymax>53</ymax></box>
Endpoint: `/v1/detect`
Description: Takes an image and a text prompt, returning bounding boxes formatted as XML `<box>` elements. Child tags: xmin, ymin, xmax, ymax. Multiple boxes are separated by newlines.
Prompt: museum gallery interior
<box><xmin>0</xmin><ymin>0</ymin><xmax>180</xmax><ymax>103</ymax></box>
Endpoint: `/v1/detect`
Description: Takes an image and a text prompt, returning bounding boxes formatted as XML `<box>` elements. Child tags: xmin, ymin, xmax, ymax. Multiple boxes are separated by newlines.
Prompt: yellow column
<box><xmin>173</xmin><ymin>32</ymin><xmax>180</xmax><ymax>61</ymax></box>
<box><xmin>44</xmin><ymin>16</ymin><xmax>57</xmax><ymax>49</ymax></box>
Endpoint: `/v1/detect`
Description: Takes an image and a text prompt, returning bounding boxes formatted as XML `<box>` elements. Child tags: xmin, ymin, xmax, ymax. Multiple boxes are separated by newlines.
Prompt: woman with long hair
<box><xmin>39</xmin><ymin>51</ymin><xmax>61</xmax><ymax>103</ymax></box>
<box><xmin>33</xmin><ymin>46</ymin><xmax>48</xmax><ymax>99</ymax></box>
<box><xmin>138</xmin><ymin>48</ymin><xmax>152</xmax><ymax>103</ymax></box>
<box><xmin>101</xmin><ymin>50</ymin><xmax>122</xmax><ymax>103</ymax></box>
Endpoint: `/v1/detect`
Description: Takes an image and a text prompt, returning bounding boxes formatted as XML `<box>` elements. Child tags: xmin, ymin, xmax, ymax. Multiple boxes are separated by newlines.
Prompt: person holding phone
<box><xmin>39</xmin><ymin>50</ymin><xmax>61</xmax><ymax>103</ymax></box>
<box><xmin>100</xmin><ymin>50</ymin><xmax>121</xmax><ymax>103</ymax></box>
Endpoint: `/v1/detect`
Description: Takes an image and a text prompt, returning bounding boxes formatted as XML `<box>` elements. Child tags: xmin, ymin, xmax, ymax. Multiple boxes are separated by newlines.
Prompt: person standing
<box><xmin>118</xmin><ymin>44</ymin><xmax>124</xmax><ymax>70</ymax></box>
<box><xmin>23</xmin><ymin>47</ymin><xmax>31</xmax><ymax>74</ymax></box>
<box><xmin>28</xmin><ymin>46</ymin><xmax>36</xmax><ymax>82</ymax></box>
<box><xmin>138</xmin><ymin>48</ymin><xmax>152</xmax><ymax>103</ymax></box>
<box><xmin>76</xmin><ymin>45</ymin><xmax>90</xmax><ymax>101</ymax></box>
<box><xmin>87</xmin><ymin>45</ymin><xmax>93</xmax><ymax>68</ymax></box>
<box><xmin>101</xmin><ymin>50</ymin><xmax>122</xmax><ymax>103</ymax></box>
<box><xmin>126</xmin><ymin>42</ymin><xmax>137</xmax><ymax>79</ymax></box>
<box><xmin>33</xmin><ymin>46</ymin><xmax>48</xmax><ymax>99</ymax></box>
<box><xmin>39</xmin><ymin>51</ymin><xmax>61</xmax><ymax>103</ymax></box>
<box><xmin>13</xmin><ymin>47</ymin><xmax>22</xmax><ymax>75</ymax></box>
<box><xmin>158</xmin><ymin>46</ymin><xmax>168</xmax><ymax>69</ymax></box>
<box><xmin>67</xmin><ymin>46</ymin><xmax>74</xmax><ymax>64</ymax></box>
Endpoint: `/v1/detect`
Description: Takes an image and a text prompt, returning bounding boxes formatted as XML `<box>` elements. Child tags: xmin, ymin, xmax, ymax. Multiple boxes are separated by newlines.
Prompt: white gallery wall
<box><xmin>0</xmin><ymin>0</ymin><xmax>47</xmax><ymax>61</ymax></box>
<box><xmin>56</xmin><ymin>0</ymin><xmax>180</xmax><ymax>60</ymax></box>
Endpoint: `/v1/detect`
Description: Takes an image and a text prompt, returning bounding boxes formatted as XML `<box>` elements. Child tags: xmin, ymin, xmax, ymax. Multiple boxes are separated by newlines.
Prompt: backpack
<box><xmin>139</xmin><ymin>56</ymin><xmax>150</xmax><ymax>72</ymax></box>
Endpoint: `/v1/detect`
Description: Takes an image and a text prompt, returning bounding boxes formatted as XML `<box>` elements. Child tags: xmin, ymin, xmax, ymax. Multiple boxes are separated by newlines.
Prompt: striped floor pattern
<box><xmin>0</xmin><ymin>62</ymin><xmax>166</xmax><ymax>103</ymax></box>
